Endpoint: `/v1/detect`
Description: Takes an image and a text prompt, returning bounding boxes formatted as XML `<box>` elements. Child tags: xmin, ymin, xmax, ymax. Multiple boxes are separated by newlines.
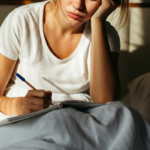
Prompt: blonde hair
<box><xmin>117</xmin><ymin>0</ymin><xmax>129</xmax><ymax>28</ymax></box>
<box><xmin>48</xmin><ymin>0</ymin><xmax>129</xmax><ymax>29</ymax></box>
<box><xmin>48</xmin><ymin>0</ymin><xmax>59</xmax><ymax>20</ymax></box>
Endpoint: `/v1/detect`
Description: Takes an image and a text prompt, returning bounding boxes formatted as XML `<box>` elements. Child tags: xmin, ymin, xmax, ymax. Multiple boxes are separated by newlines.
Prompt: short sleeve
<box><xmin>0</xmin><ymin>9</ymin><xmax>22</xmax><ymax>60</ymax></box>
<box><xmin>106</xmin><ymin>21</ymin><xmax>120</xmax><ymax>54</ymax></box>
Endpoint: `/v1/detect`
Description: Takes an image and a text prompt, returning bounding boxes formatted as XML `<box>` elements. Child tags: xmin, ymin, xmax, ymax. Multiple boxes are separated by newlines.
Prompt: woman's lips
<box><xmin>68</xmin><ymin>12</ymin><xmax>82</xmax><ymax>19</ymax></box>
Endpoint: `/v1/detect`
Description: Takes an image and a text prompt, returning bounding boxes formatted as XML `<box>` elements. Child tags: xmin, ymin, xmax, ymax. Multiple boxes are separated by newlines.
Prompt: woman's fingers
<box><xmin>44</xmin><ymin>100</ymin><xmax>51</xmax><ymax>108</ymax></box>
<box><xmin>26</xmin><ymin>90</ymin><xmax>48</xmax><ymax>98</ymax></box>
<box><xmin>91</xmin><ymin>0</ymin><xmax>119</xmax><ymax>21</ymax></box>
<box><xmin>24</xmin><ymin>102</ymin><xmax>44</xmax><ymax>111</ymax></box>
<box><xmin>45</xmin><ymin>91</ymin><xmax>52</xmax><ymax>102</ymax></box>
<box><xmin>23</xmin><ymin>90</ymin><xmax>53</xmax><ymax>112</ymax></box>
<box><xmin>24</xmin><ymin>98</ymin><xmax>44</xmax><ymax>106</ymax></box>
<box><xmin>26</xmin><ymin>90</ymin><xmax>52</xmax><ymax>102</ymax></box>
<box><xmin>25</xmin><ymin>97</ymin><xmax>51</xmax><ymax>108</ymax></box>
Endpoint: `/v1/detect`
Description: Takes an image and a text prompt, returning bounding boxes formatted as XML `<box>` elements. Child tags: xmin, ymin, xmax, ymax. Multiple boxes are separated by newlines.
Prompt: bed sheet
<box><xmin>0</xmin><ymin>101</ymin><xmax>150</xmax><ymax>150</ymax></box>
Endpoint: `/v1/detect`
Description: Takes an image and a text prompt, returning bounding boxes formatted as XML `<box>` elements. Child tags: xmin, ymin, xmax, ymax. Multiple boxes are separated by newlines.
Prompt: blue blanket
<box><xmin>0</xmin><ymin>101</ymin><xmax>150</xmax><ymax>150</ymax></box>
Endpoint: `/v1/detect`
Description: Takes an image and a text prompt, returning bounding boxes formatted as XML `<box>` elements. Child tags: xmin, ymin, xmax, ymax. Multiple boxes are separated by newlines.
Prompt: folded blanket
<box><xmin>0</xmin><ymin>101</ymin><xmax>150</xmax><ymax>150</ymax></box>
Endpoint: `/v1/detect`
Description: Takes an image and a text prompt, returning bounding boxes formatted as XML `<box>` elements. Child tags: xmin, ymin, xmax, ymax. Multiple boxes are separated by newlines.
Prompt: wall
<box><xmin>0</xmin><ymin>5</ymin><xmax>19</xmax><ymax>25</ymax></box>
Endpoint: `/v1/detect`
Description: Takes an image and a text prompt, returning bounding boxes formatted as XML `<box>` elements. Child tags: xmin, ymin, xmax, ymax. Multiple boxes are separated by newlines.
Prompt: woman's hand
<box><xmin>18</xmin><ymin>90</ymin><xmax>52</xmax><ymax>115</ymax></box>
<box><xmin>91</xmin><ymin>0</ymin><xmax>120</xmax><ymax>22</ymax></box>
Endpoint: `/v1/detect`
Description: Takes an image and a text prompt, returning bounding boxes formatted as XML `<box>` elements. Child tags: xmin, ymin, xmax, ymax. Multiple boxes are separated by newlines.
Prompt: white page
<box><xmin>0</xmin><ymin>112</ymin><xmax>18</xmax><ymax>122</ymax></box>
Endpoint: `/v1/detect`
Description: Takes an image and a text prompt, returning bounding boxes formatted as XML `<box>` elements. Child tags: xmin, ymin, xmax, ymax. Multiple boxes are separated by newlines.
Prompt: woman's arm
<box><xmin>0</xmin><ymin>54</ymin><xmax>52</xmax><ymax>115</ymax></box>
<box><xmin>90</xmin><ymin>21</ymin><xmax>121</xmax><ymax>103</ymax></box>
<box><xmin>0</xmin><ymin>9</ymin><xmax>52</xmax><ymax>115</ymax></box>
<box><xmin>89</xmin><ymin>0</ymin><xmax>121</xmax><ymax>103</ymax></box>
<box><xmin>0</xmin><ymin>54</ymin><xmax>20</xmax><ymax>115</ymax></box>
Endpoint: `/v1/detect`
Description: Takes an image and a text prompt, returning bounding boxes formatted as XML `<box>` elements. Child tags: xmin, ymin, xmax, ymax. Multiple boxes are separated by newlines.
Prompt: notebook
<box><xmin>0</xmin><ymin>100</ymin><xmax>103</xmax><ymax>127</ymax></box>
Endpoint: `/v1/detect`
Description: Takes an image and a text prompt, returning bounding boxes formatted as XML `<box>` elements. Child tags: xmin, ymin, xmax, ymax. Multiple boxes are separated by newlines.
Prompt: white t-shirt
<box><xmin>0</xmin><ymin>0</ymin><xmax>120</xmax><ymax>102</ymax></box>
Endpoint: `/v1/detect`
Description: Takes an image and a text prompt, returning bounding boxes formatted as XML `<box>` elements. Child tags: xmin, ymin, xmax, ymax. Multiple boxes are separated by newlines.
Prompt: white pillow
<box><xmin>127</xmin><ymin>72</ymin><xmax>150</xmax><ymax>122</ymax></box>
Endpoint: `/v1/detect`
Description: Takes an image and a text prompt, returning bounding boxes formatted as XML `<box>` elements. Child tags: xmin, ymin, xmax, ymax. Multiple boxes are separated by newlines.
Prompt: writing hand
<box><xmin>18</xmin><ymin>90</ymin><xmax>52</xmax><ymax>115</ymax></box>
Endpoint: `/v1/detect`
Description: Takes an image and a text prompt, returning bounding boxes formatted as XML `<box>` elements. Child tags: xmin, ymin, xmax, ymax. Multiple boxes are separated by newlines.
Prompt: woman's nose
<box><xmin>73</xmin><ymin>0</ymin><xmax>83</xmax><ymax>9</ymax></box>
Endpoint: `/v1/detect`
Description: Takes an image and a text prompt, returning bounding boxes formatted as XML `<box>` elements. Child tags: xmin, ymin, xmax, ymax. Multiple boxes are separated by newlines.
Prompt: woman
<box><xmin>0</xmin><ymin>0</ymin><xmax>128</xmax><ymax>116</ymax></box>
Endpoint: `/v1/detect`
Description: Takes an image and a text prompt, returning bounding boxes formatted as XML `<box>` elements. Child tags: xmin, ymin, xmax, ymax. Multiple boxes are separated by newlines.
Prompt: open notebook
<box><xmin>0</xmin><ymin>100</ymin><xmax>103</xmax><ymax>127</ymax></box>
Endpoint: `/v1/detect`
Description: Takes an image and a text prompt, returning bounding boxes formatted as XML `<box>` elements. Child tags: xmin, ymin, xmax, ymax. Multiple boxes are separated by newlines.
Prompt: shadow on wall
<box><xmin>129</xmin><ymin>45</ymin><xmax>150</xmax><ymax>81</ymax></box>
<box><xmin>119</xmin><ymin>45</ymin><xmax>150</xmax><ymax>98</ymax></box>
<box><xmin>129</xmin><ymin>8</ymin><xmax>150</xmax><ymax>82</ymax></box>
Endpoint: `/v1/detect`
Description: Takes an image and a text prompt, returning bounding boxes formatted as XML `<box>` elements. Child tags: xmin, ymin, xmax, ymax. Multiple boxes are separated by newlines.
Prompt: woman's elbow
<box><xmin>90</xmin><ymin>86</ymin><xmax>121</xmax><ymax>103</ymax></box>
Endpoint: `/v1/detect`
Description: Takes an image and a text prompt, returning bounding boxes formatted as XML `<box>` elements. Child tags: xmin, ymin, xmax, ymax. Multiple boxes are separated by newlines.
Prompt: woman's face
<box><xmin>58</xmin><ymin>0</ymin><xmax>101</xmax><ymax>26</ymax></box>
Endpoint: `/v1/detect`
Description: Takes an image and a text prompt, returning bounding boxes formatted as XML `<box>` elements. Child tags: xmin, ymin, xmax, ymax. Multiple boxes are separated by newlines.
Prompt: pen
<box><xmin>16</xmin><ymin>73</ymin><xmax>53</xmax><ymax>106</ymax></box>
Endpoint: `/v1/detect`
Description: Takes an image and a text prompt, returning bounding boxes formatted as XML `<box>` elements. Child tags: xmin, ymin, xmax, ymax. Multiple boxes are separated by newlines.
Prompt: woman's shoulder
<box><xmin>1</xmin><ymin>1</ymin><xmax>48</xmax><ymax>33</ymax></box>
<box><xmin>105</xmin><ymin>21</ymin><xmax>120</xmax><ymax>54</ymax></box>
<box><xmin>105</xmin><ymin>21</ymin><xmax>119</xmax><ymax>38</ymax></box>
